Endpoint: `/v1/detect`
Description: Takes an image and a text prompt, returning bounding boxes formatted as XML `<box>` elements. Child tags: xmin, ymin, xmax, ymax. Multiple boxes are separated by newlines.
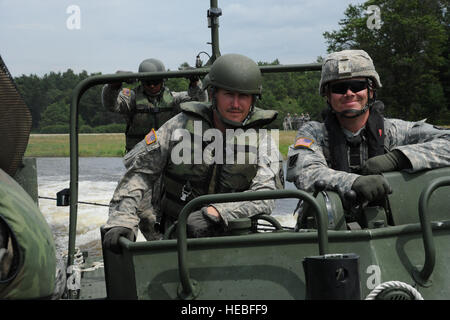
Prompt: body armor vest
<box><xmin>0</xmin><ymin>170</ymin><xmax>56</xmax><ymax>299</ymax></box>
<box><xmin>125</xmin><ymin>87</ymin><xmax>176</xmax><ymax>151</ymax></box>
<box><xmin>324</xmin><ymin>105</ymin><xmax>385</xmax><ymax>173</ymax></box>
<box><xmin>161</xmin><ymin>102</ymin><xmax>277</xmax><ymax>219</ymax></box>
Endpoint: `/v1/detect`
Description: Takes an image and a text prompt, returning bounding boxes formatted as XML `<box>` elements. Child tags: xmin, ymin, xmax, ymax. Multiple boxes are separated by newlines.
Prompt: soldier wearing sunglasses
<box><xmin>287</xmin><ymin>49</ymin><xmax>450</xmax><ymax>205</ymax></box>
<box><xmin>102</xmin><ymin>58</ymin><xmax>207</xmax><ymax>241</ymax></box>
<box><xmin>102</xmin><ymin>58</ymin><xmax>207</xmax><ymax>153</ymax></box>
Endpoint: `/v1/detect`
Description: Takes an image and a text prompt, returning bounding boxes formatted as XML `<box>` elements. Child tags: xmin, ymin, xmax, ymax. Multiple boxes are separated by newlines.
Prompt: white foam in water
<box><xmin>37</xmin><ymin>158</ymin><xmax>298</xmax><ymax>258</ymax></box>
<box><xmin>38</xmin><ymin>179</ymin><xmax>114</xmax><ymax>257</ymax></box>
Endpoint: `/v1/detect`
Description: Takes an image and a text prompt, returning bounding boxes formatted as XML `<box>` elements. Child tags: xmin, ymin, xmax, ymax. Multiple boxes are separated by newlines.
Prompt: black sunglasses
<box><xmin>143</xmin><ymin>79</ymin><xmax>162</xmax><ymax>86</ymax></box>
<box><xmin>330</xmin><ymin>80</ymin><xmax>368</xmax><ymax>94</ymax></box>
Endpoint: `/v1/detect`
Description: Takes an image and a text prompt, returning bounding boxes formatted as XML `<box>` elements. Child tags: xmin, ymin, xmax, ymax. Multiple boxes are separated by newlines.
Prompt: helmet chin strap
<box><xmin>330</xmin><ymin>102</ymin><xmax>370</xmax><ymax>119</ymax></box>
<box><xmin>329</xmin><ymin>85</ymin><xmax>376</xmax><ymax>119</ymax></box>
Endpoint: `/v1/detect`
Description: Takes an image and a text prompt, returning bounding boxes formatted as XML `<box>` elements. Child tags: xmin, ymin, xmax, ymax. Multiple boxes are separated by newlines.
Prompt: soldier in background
<box><xmin>102</xmin><ymin>58</ymin><xmax>207</xmax><ymax>152</ymax></box>
<box><xmin>292</xmin><ymin>113</ymin><xmax>298</xmax><ymax>130</ymax></box>
<box><xmin>287</xmin><ymin>49</ymin><xmax>450</xmax><ymax>204</ymax></box>
<box><xmin>102</xmin><ymin>53</ymin><xmax>284</xmax><ymax>253</ymax></box>
<box><xmin>283</xmin><ymin>112</ymin><xmax>293</xmax><ymax>130</ymax></box>
<box><xmin>102</xmin><ymin>58</ymin><xmax>207</xmax><ymax>240</ymax></box>
<box><xmin>299</xmin><ymin>113</ymin><xmax>305</xmax><ymax>129</ymax></box>
<box><xmin>304</xmin><ymin>112</ymin><xmax>311</xmax><ymax>122</ymax></box>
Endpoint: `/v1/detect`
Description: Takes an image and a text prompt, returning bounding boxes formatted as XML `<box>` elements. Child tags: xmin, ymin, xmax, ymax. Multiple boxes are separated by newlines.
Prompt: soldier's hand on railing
<box><xmin>186</xmin><ymin>207</ymin><xmax>223</xmax><ymax>238</ymax></box>
<box><xmin>351</xmin><ymin>175</ymin><xmax>392</xmax><ymax>203</ymax></box>
<box><xmin>103</xmin><ymin>226</ymin><xmax>135</xmax><ymax>254</ymax></box>
<box><xmin>361</xmin><ymin>150</ymin><xmax>411</xmax><ymax>175</ymax></box>
<box><xmin>108</xmin><ymin>70</ymin><xmax>136</xmax><ymax>89</ymax></box>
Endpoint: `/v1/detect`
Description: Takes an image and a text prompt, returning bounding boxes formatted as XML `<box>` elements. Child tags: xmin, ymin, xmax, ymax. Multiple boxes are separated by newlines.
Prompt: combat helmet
<box><xmin>138</xmin><ymin>58</ymin><xmax>166</xmax><ymax>96</ymax></box>
<box><xmin>208</xmin><ymin>53</ymin><xmax>262</xmax><ymax>97</ymax></box>
<box><xmin>208</xmin><ymin>54</ymin><xmax>263</xmax><ymax>127</ymax></box>
<box><xmin>138</xmin><ymin>58</ymin><xmax>166</xmax><ymax>73</ymax></box>
<box><xmin>319</xmin><ymin>49</ymin><xmax>382</xmax><ymax>96</ymax></box>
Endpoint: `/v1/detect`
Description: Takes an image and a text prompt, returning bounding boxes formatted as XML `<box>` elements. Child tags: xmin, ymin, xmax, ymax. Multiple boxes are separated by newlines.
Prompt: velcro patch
<box><xmin>145</xmin><ymin>128</ymin><xmax>157</xmax><ymax>145</ymax></box>
<box><xmin>122</xmin><ymin>88</ymin><xmax>131</xmax><ymax>96</ymax></box>
<box><xmin>294</xmin><ymin>137</ymin><xmax>314</xmax><ymax>149</ymax></box>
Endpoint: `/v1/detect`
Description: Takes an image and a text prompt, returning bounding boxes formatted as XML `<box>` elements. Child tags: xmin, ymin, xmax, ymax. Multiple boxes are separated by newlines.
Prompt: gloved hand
<box><xmin>351</xmin><ymin>175</ymin><xmax>393</xmax><ymax>203</ymax></box>
<box><xmin>103</xmin><ymin>227</ymin><xmax>135</xmax><ymax>254</ymax></box>
<box><xmin>361</xmin><ymin>150</ymin><xmax>411</xmax><ymax>175</ymax></box>
<box><xmin>188</xmin><ymin>76</ymin><xmax>200</xmax><ymax>86</ymax></box>
<box><xmin>187</xmin><ymin>208</ymin><xmax>223</xmax><ymax>238</ymax></box>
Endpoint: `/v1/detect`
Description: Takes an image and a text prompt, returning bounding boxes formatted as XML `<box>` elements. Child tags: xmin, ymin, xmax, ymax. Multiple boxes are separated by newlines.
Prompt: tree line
<box><xmin>14</xmin><ymin>0</ymin><xmax>449</xmax><ymax>133</ymax></box>
<box><xmin>14</xmin><ymin>64</ymin><xmax>325</xmax><ymax>133</ymax></box>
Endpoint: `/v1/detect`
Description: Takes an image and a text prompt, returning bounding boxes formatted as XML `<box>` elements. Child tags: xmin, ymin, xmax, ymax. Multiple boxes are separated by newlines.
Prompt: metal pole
<box><xmin>206</xmin><ymin>0</ymin><xmax>222</xmax><ymax>65</ymax></box>
<box><xmin>415</xmin><ymin>176</ymin><xmax>450</xmax><ymax>285</ymax></box>
<box><xmin>176</xmin><ymin>190</ymin><xmax>328</xmax><ymax>299</ymax></box>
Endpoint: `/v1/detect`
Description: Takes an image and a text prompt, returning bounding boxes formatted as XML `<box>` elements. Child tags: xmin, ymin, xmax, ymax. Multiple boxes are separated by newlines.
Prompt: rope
<box><xmin>365</xmin><ymin>281</ymin><xmax>424</xmax><ymax>300</ymax></box>
<box><xmin>64</xmin><ymin>247</ymin><xmax>104</xmax><ymax>273</ymax></box>
<box><xmin>72</xmin><ymin>261</ymin><xmax>104</xmax><ymax>272</ymax></box>
<box><xmin>39</xmin><ymin>196</ymin><xmax>110</xmax><ymax>207</ymax></box>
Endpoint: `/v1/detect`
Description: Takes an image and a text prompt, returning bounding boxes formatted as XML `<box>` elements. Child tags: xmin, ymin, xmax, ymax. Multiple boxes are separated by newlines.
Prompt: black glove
<box><xmin>188</xmin><ymin>76</ymin><xmax>200</xmax><ymax>88</ymax></box>
<box><xmin>103</xmin><ymin>227</ymin><xmax>135</xmax><ymax>254</ymax></box>
<box><xmin>187</xmin><ymin>208</ymin><xmax>223</xmax><ymax>238</ymax></box>
<box><xmin>351</xmin><ymin>175</ymin><xmax>393</xmax><ymax>203</ymax></box>
<box><xmin>361</xmin><ymin>150</ymin><xmax>411</xmax><ymax>175</ymax></box>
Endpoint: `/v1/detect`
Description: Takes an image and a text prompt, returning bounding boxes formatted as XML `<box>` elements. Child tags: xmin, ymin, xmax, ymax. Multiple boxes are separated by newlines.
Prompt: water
<box><xmin>36</xmin><ymin>157</ymin><xmax>299</xmax><ymax>260</ymax></box>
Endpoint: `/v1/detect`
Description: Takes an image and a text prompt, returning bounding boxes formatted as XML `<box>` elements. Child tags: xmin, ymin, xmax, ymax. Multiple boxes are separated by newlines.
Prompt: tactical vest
<box><xmin>161</xmin><ymin>102</ymin><xmax>277</xmax><ymax>220</ymax></box>
<box><xmin>324</xmin><ymin>106</ymin><xmax>385</xmax><ymax>174</ymax></box>
<box><xmin>125</xmin><ymin>87</ymin><xmax>177</xmax><ymax>151</ymax></box>
<box><xmin>0</xmin><ymin>170</ymin><xmax>56</xmax><ymax>299</ymax></box>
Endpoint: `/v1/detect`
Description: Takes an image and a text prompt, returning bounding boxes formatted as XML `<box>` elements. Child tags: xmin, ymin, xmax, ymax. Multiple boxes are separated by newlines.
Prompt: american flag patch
<box><xmin>145</xmin><ymin>128</ymin><xmax>157</xmax><ymax>145</ymax></box>
<box><xmin>122</xmin><ymin>88</ymin><xmax>131</xmax><ymax>96</ymax></box>
<box><xmin>294</xmin><ymin>137</ymin><xmax>314</xmax><ymax>149</ymax></box>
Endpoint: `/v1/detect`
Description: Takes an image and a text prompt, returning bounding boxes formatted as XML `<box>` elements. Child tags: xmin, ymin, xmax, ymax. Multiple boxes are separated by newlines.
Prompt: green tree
<box><xmin>15</xmin><ymin>74</ymin><xmax>47</xmax><ymax>129</ymax></box>
<box><xmin>323</xmin><ymin>0</ymin><xmax>449</xmax><ymax>124</ymax></box>
<box><xmin>257</xmin><ymin>59</ymin><xmax>325</xmax><ymax>128</ymax></box>
<box><xmin>39</xmin><ymin>101</ymin><xmax>70</xmax><ymax>128</ymax></box>
<box><xmin>14</xmin><ymin>60</ymin><xmax>327</xmax><ymax>132</ymax></box>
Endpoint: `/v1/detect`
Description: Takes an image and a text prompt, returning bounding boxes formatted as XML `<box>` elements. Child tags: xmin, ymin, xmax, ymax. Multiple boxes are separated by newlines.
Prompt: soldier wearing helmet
<box><xmin>102</xmin><ymin>58</ymin><xmax>207</xmax><ymax>153</ymax></box>
<box><xmin>287</xmin><ymin>49</ymin><xmax>450</xmax><ymax>206</ymax></box>
<box><xmin>103</xmin><ymin>54</ymin><xmax>284</xmax><ymax>253</ymax></box>
<box><xmin>101</xmin><ymin>58</ymin><xmax>207</xmax><ymax>241</ymax></box>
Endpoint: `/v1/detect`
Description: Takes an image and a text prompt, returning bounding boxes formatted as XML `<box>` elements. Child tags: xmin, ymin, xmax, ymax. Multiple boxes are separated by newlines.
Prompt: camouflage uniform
<box><xmin>101</xmin><ymin>83</ymin><xmax>207</xmax><ymax>151</ymax></box>
<box><xmin>104</xmin><ymin>102</ymin><xmax>284</xmax><ymax>238</ymax></box>
<box><xmin>287</xmin><ymin>110</ymin><xmax>450</xmax><ymax>194</ymax></box>
<box><xmin>102</xmin><ymin>82</ymin><xmax>207</xmax><ymax>240</ymax></box>
<box><xmin>287</xmin><ymin>49</ymin><xmax>450</xmax><ymax>195</ymax></box>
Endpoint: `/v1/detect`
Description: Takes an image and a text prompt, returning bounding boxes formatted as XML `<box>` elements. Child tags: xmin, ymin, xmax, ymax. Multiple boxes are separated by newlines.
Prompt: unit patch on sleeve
<box><xmin>145</xmin><ymin>128</ymin><xmax>157</xmax><ymax>145</ymax></box>
<box><xmin>294</xmin><ymin>137</ymin><xmax>314</xmax><ymax>149</ymax></box>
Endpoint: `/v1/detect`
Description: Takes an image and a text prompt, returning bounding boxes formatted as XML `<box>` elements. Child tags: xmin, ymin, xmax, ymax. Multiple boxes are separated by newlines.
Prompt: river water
<box><xmin>36</xmin><ymin>157</ymin><xmax>299</xmax><ymax>260</ymax></box>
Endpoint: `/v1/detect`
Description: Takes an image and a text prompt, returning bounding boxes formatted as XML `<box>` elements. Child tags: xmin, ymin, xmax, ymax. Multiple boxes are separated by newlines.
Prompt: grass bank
<box><xmin>25</xmin><ymin>131</ymin><xmax>298</xmax><ymax>159</ymax></box>
<box><xmin>25</xmin><ymin>133</ymin><xmax>127</xmax><ymax>157</ymax></box>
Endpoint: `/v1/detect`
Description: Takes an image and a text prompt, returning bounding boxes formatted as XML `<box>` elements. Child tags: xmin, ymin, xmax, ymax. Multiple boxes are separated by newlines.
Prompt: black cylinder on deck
<box><xmin>303</xmin><ymin>253</ymin><xmax>361</xmax><ymax>300</ymax></box>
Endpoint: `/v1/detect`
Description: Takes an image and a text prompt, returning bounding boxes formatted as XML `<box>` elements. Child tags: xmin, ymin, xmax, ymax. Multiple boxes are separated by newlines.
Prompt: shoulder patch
<box><xmin>294</xmin><ymin>137</ymin><xmax>314</xmax><ymax>149</ymax></box>
<box><xmin>145</xmin><ymin>128</ymin><xmax>157</xmax><ymax>145</ymax></box>
<box><xmin>122</xmin><ymin>88</ymin><xmax>131</xmax><ymax>97</ymax></box>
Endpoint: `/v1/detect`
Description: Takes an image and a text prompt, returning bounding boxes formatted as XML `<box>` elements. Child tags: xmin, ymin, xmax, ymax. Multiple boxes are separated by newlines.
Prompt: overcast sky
<box><xmin>0</xmin><ymin>0</ymin><xmax>365</xmax><ymax>77</ymax></box>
